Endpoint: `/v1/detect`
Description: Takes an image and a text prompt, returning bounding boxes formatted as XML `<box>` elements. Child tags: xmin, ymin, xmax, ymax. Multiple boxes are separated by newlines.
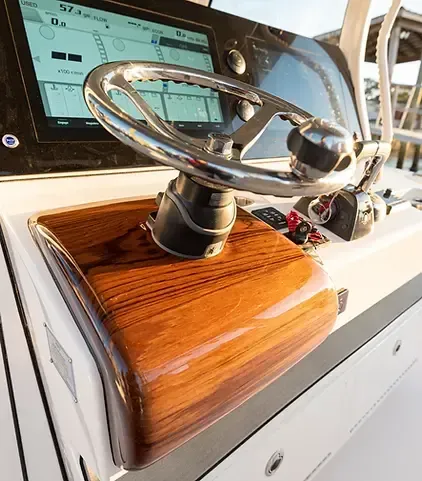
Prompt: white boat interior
<box><xmin>0</xmin><ymin>0</ymin><xmax>421</xmax><ymax>480</ymax></box>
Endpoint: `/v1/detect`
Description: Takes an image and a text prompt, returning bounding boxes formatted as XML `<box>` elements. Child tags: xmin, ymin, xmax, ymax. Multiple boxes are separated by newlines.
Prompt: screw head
<box><xmin>393</xmin><ymin>340</ymin><xmax>402</xmax><ymax>355</ymax></box>
<box><xmin>265</xmin><ymin>450</ymin><xmax>284</xmax><ymax>476</ymax></box>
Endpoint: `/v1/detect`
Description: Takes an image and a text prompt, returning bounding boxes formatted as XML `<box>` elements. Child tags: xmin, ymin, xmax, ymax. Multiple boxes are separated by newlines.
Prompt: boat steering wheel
<box><xmin>84</xmin><ymin>61</ymin><xmax>356</xmax><ymax>198</ymax></box>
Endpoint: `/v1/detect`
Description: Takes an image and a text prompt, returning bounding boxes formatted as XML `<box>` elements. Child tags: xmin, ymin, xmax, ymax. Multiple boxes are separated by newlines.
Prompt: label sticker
<box><xmin>45</xmin><ymin>325</ymin><xmax>77</xmax><ymax>401</ymax></box>
<box><xmin>204</xmin><ymin>240</ymin><xmax>224</xmax><ymax>257</ymax></box>
<box><xmin>2</xmin><ymin>134</ymin><xmax>19</xmax><ymax>149</ymax></box>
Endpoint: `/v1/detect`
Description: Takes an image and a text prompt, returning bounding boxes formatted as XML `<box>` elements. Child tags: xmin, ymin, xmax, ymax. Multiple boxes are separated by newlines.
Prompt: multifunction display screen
<box><xmin>18</xmin><ymin>0</ymin><xmax>224</xmax><ymax>130</ymax></box>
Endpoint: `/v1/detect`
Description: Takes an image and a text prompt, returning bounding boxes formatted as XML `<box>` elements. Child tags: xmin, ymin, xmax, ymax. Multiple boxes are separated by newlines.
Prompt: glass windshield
<box><xmin>211</xmin><ymin>0</ymin><xmax>348</xmax><ymax>39</ymax></box>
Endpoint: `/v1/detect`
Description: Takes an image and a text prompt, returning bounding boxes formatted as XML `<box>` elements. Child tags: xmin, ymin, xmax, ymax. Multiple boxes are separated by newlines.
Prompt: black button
<box><xmin>383</xmin><ymin>188</ymin><xmax>393</xmax><ymax>199</ymax></box>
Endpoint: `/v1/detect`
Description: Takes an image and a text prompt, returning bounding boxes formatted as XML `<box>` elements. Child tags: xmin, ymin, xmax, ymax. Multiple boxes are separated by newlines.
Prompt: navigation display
<box><xmin>17</xmin><ymin>0</ymin><xmax>224</xmax><ymax>131</ymax></box>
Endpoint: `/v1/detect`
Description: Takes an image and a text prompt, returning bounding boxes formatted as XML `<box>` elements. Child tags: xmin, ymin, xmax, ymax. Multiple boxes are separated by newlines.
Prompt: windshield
<box><xmin>211</xmin><ymin>0</ymin><xmax>422</xmax><ymax>87</ymax></box>
<box><xmin>211</xmin><ymin>0</ymin><xmax>348</xmax><ymax>39</ymax></box>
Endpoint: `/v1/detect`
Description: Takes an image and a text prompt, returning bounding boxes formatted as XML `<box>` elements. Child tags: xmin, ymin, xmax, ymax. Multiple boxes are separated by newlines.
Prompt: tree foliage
<box><xmin>364</xmin><ymin>78</ymin><xmax>380</xmax><ymax>102</ymax></box>
<box><xmin>364</xmin><ymin>77</ymin><xmax>410</xmax><ymax>104</ymax></box>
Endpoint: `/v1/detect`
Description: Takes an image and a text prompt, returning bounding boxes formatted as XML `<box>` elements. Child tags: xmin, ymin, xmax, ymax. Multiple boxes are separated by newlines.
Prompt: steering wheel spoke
<box><xmin>106</xmin><ymin>72</ymin><xmax>203</xmax><ymax>148</ymax></box>
<box><xmin>231</xmin><ymin>103</ymin><xmax>302</xmax><ymax>160</ymax></box>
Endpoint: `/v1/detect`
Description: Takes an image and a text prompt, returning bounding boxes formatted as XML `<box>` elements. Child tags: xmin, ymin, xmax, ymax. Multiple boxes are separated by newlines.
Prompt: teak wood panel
<box><xmin>33</xmin><ymin>198</ymin><xmax>338</xmax><ymax>469</ymax></box>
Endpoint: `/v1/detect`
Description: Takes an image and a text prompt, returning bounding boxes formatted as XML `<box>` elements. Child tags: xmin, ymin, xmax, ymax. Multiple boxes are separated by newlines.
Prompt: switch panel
<box><xmin>251</xmin><ymin>207</ymin><xmax>287</xmax><ymax>230</ymax></box>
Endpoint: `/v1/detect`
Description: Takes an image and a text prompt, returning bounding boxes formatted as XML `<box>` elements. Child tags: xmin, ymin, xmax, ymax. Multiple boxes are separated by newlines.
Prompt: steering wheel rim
<box><xmin>84</xmin><ymin>61</ymin><xmax>356</xmax><ymax>197</ymax></box>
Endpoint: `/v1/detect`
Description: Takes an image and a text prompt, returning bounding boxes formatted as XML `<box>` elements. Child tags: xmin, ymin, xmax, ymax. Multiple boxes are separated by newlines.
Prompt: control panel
<box><xmin>251</xmin><ymin>207</ymin><xmax>287</xmax><ymax>230</ymax></box>
<box><xmin>0</xmin><ymin>0</ymin><xmax>361</xmax><ymax>176</ymax></box>
<box><xmin>17</xmin><ymin>0</ymin><xmax>224</xmax><ymax>132</ymax></box>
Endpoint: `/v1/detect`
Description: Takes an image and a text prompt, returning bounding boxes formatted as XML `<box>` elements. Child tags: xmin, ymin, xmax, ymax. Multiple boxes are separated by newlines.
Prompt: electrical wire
<box><xmin>307</xmin><ymin>192</ymin><xmax>339</xmax><ymax>225</ymax></box>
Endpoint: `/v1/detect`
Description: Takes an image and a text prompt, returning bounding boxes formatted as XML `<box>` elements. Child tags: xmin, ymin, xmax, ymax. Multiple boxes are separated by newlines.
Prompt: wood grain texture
<box><xmin>33</xmin><ymin>198</ymin><xmax>338</xmax><ymax>469</ymax></box>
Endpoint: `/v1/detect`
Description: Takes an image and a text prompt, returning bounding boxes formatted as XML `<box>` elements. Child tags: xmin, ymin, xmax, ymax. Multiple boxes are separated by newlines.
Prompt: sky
<box><xmin>212</xmin><ymin>0</ymin><xmax>422</xmax><ymax>85</ymax></box>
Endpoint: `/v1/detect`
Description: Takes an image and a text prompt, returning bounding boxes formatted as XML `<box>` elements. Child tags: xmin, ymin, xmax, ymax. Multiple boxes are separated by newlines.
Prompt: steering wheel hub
<box><xmin>204</xmin><ymin>132</ymin><xmax>234</xmax><ymax>158</ymax></box>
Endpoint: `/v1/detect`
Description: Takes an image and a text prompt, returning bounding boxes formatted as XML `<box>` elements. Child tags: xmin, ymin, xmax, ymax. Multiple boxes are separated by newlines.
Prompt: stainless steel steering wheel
<box><xmin>84</xmin><ymin>61</ymin><xmax>356</xmax><ymax>197</ymax></box>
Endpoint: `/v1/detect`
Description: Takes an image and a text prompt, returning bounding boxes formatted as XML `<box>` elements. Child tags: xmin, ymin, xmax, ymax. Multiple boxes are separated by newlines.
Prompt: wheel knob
<box><xmin>288</xmin><ymin>118</ymin><xmax>355</xmax><ymax>180</ymax></box>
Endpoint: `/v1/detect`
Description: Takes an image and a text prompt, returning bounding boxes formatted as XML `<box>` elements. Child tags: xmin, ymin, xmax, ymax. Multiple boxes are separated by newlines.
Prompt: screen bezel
<box><xmin>5</xmin><ymin>0</ymin><xmax>228</xmax><ymax>142</ymax></box>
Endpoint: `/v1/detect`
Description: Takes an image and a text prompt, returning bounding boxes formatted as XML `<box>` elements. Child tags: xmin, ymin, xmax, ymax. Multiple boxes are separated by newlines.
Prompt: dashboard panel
<box><xmin>12</xmin><ymin>0</ymin><xmax>226</xmax><ymax>139</ymax></box>
<box><xmin>0</xmin><ymin>0</ymin><xmax>361</xmax><ymax>176</ymax></box>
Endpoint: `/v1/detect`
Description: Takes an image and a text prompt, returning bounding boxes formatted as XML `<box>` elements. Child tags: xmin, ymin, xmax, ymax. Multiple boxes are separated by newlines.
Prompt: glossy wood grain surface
<box><xmin>33</xmin><ymin>198</ymin><xmax>338</xmax><ymax>468</ymax></box>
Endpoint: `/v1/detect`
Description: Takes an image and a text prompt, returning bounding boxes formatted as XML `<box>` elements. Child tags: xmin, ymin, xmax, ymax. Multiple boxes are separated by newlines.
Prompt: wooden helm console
<box><xmin>31</xmin><ymin>197</ymin><xmax>338</xmax><ymax>469</ymax></box>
